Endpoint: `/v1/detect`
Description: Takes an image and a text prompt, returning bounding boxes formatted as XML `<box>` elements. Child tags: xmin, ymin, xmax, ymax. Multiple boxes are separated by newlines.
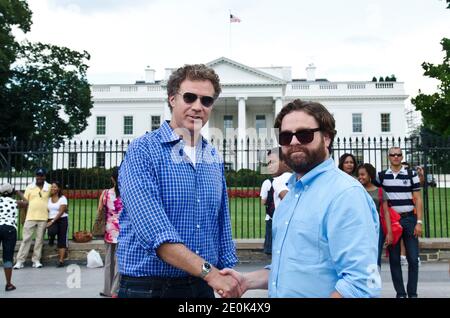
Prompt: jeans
<box><xmin>118</xmin><ymin>275</ymin><xmax>215</xmax><ymax>298</ymax></box>
<box><xmin>47</xmin><ymin>217</ymin><xmax>68</xmax><ymax>248</ymax></box>
<box><xmin>388</xmin><ymin>213</ymin><xmax>419</xmax><ymax>298</ymax></box>
<box><xmin>263</xmin><ymin>219</ymin><xmax>272</xmax><ymax>255</ymax></box>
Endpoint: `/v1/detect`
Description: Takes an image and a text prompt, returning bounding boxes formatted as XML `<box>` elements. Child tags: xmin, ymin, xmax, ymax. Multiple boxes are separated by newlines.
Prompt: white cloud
<box><xmin>18</xmin><ymin>0</ymin><xmax>450</xmax><ymax>100</ymax></box>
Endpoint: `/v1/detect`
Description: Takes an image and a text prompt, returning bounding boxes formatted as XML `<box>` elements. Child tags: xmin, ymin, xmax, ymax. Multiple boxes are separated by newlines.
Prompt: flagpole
<box><xmin>229</xmin><ymin>10</ymin><xmax>232</xmax><ymax>58</ymax></box>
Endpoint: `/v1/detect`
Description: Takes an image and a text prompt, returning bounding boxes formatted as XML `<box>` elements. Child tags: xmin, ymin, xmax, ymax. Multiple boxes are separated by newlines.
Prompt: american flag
<box><xmin>230</xmin><ymin>14</ymin><xmax>241</xmax><ymax>23</ymax></box>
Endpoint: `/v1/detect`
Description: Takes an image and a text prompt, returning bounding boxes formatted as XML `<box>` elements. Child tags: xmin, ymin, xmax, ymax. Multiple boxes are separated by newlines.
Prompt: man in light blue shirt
<box><xmin>220</xmin><ymin>99</ymin><xmax>381</xmax><ymax>298</ymax></box>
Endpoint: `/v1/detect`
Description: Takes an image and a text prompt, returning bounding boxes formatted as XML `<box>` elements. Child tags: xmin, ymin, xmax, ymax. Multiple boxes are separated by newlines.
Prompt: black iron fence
<box><xmin>1</xmin><ymin>135</ymin><xmax>449</xmax><ymax>239</ymax></box>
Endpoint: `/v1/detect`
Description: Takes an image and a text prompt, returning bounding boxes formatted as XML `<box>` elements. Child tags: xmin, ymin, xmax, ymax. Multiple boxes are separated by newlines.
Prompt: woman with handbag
<box><xmin>47</xmin><ymin>181</ymin><xmax>69</xmax><ymax>268</ymax></box>
<box><xmin>97</xmin><ymin>168</ymin><xmax>123</xmax><ymax>298</ymax></box>
<box><xmin>357</xmin><ymin>163</ymin><xmax>394</xmax><ymax>267</ymax></box>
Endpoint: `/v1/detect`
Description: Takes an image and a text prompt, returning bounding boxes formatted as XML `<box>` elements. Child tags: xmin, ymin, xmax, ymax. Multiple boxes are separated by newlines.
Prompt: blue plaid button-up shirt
<box><xmin>117</xmin><ymin>121</ymin><xmax>238</xmax><ymax>277</ymax></box>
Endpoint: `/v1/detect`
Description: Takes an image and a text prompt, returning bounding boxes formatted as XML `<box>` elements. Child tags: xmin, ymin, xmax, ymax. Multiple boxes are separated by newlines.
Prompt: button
<box><xmin>277</xmin><ymin>250</ymin><xmax>280</xmax><ymax>254</ymax></box>
<box><xmin>197</xmin><ymin>199</ymin><xmax>200</xmax><ymax>203</ymax></box>
<box><xmin>211</xmin><ymin>149</ymin><xmax>216</xmax><ymax>156</ymax></box>
<box><xmin>272</xmin><ymin>282</ymin><xmax>276</xmax><ymax>286</ymax></box>
<box><xmin>179</xmin><ymin>149</ymin><xmax>183</xmax><ymax>156</ymax></box>
<box><xmin>195</xmin><ymin>250</ymin><xmax>199</xmax><ymax>254</ymax></box>
<box><xmin>295</xmin><ymin>194</ymin><xmax>299</xmax><ymax>198</ymax></box>
<box><xmin>196</xmin><ymin>224</ymin><xmax>200</xmax><ymax>229</ymax></box>
<box><xmin>285</xmin><ymin>221</ymin><xmax>289</xmax><ymax>225</ymax></box>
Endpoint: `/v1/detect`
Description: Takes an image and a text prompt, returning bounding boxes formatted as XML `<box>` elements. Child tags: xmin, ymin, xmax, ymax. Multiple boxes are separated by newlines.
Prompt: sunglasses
<box><xmin>389</xmin><ymin>153</ymin><xmax>403</xmax><ymax>157</ymax></box>
<box><xmin>179</xmin><ymin>92</ymin><xmax>215</xmax><ymax>108</ymax></box>
<box><xmin>278</xmin><ymin>128</ymin><xmax>321</xmax><ymax>146</ymax></box>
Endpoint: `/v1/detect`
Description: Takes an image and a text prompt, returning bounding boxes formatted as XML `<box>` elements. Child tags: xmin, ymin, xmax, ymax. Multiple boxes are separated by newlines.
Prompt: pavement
<box><xmin>1</xmin><ymin>260</ymin><xmax>449</xmax><ymax>298</ymax></box>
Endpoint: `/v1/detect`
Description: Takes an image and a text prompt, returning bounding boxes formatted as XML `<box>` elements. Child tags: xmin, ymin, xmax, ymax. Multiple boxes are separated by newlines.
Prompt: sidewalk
<box><xmin>1</xmin><ymin>261</ymin><xmax>449</xmax><ymax>298</ymax></box>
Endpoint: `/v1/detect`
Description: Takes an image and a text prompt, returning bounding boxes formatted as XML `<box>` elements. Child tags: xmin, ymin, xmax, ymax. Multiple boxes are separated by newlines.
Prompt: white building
<box><xmin>66</xmin><ymin>57</ymin><xmax>408</xmax><ymax>170</ymax></box>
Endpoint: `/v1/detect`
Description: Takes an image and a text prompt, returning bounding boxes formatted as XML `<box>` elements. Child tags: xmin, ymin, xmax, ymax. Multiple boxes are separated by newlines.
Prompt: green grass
<box><xmin>424</xmin><ymin>188</ymin><xmax>450</xmax><ymax>237</ymax></box>
<box><xmin>16</xmin><ymin>190</ymin><xmax>450</xmax><ymax>240</ymax></box>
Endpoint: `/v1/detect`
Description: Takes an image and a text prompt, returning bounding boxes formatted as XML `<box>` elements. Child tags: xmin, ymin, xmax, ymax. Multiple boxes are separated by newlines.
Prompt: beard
<box><xmin>283</xmin><ymin>138</ymin><xmax>328</xmax><ymax>175</ymax></box>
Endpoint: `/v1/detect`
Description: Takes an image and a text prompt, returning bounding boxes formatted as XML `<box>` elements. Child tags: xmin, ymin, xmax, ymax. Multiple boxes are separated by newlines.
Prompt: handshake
<box><xmin>205</xmin><ymin>268</ymin><xmax>248</xmax><ymax>298</ymax></box>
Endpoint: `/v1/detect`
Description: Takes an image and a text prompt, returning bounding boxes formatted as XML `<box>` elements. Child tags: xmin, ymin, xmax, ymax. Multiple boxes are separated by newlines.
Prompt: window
<box><xmin>151</xmin><ymin>116</ymin><xmax>161</xmax><ymax>131</ymax></box>
<box><xmin>123</xmin><ymin>116</ymin><xmax>133</xmax><ymax>135</ymax></box>
<box><xmin>68</xmin><ymin>153</ymin><xmax>77</xmax><ymax>168</ymax></box>
<box><xmin>352</xmin><ymin>113</ymin><xmax>362</xmax><ymax>133</ymax></box>
<box><xmin>96</xmin><ymin>152</ymin><xmax>105</xmax><ymax>168</ymax></box>
<box><xmin>96</xmin><ymin>116</ymin><xmax>106</xmax><ymax>135</ymax></box>
<box><xmin>354</xmin><ymin>149</ymin><xmax>364</xmax><ymax>165</ymax></box>
<box><xmin>381</xmin><ymin>113</ymin><xmax>391</xmax><ymax>132</ymax></box>
<box><xmin>224</xmin><ymin>115</ymin><xmax>233</xmax><ymax>135</ymax></box>
<box><xmin>255</xmin><ymin>115</ymin><xmax>266</xmax><ymax>133</ymax></box>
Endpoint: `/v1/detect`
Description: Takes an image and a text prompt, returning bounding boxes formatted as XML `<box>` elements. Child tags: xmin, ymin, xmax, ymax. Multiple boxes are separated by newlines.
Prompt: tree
<box><xmin>379</xmin><ymin>76</ymin><xmax>384</xmax><ymax>82</ymax></box>
<box><xmin>411</xmin><ymin>38</ymin><xmax>450</xmax><ymax>136</ymax></box>
<box><xmin>0</xmin><ymin>0</ymin><xmax>93</xmax><ymax>147</ymax></box>
<box><xmin>0</xmin><ymin>0</ymin><xmax>32</xmax><ymax>85</ymax></box>
<box><xmin>372</xmin><ymin>76</ymin><xmax>377</xmax><ymax>82</ymax></box>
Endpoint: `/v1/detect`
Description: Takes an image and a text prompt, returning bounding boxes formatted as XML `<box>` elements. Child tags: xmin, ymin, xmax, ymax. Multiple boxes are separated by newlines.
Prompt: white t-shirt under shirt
<box><xmin>0</xmin><ymin>197</ymin><xmax>18</xmax><ymax>229</ymax></box>
<box><xmin>48</xmin><ymin>196</ymin><xmax>68</xmax><ymax>219</ymax></box>
<box><xmin>184</xmin><ymin>145</ymin><xmax>196</xmax><ymax>166</ymax></box>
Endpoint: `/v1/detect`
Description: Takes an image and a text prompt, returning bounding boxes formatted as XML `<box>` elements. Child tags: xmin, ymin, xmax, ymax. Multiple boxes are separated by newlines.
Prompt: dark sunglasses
<box><xmin>389</xmin><ymin>153</ymin><xmax>403</xmax><ymax>157</ymax></box>
<box><xmin>278</xmin><ymin>128</ymin><xmax>321</xmax><ymax>146</ymax></box>
<box><xmin>179</xmin><ymin>92</ymin><xmax>215</xmax><ymax>108</ymax></box>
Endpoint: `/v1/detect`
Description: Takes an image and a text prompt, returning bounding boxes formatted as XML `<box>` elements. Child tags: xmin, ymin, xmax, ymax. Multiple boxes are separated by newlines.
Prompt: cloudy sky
<box><xmin>16</xmin><ymin>0</ymin><xmax>450</xmax><ymax>100</ymax></box>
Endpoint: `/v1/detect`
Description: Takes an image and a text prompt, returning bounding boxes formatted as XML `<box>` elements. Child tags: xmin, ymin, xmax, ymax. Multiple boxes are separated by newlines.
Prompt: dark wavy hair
<box><xmin>111</xmin><ymin>167</ymin><xmax>120</xmax><ymax>198</ymax></box>
<box><xmin>338</xmin><ymin>153</ymin><xmax>357</xmax><ymax>175</ymax></box>
<box><xmin>166</xmin><ymin>64</ymin><xmax>222</xmax><ymax>110</ymax></box>
<box><xmin>357</xmin><ymin>163</ymin><xmax>377</xmax><ymax>183</ymax></box>
<box><xmin>274</xmin><ymin>99</ymin><xmax>336</xmax><ymax>151</ymax></box>
<box><xmin>51</xmin><ymin>181</ymin><xmax>64</xmax><ymax>198</ymax></box>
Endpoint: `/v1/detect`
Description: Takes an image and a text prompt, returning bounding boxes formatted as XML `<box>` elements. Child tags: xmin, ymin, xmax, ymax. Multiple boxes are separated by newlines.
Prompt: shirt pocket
<box><xmin>288</xmin><ymin>221</ymin><xmax>320</xmax><ymax>265</ymax></box>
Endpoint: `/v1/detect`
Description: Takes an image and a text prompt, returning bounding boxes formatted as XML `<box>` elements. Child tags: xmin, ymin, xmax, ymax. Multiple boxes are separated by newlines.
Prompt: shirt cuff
<box><xmin>152</xmin><ymin>229</ymin><xmax>184</xmax><ymax>252</ymax></box>
<box><xmin>335</xmin><ymin>278</ymin><xmax>380</xmax><ymax>298</ymax></box>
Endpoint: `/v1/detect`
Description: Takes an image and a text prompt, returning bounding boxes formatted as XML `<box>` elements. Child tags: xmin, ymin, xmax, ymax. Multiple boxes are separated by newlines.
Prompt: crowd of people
<box><xmin>0</xmin><ymin>63</ymin><xmax>425</xmax><ymax>298</ymax></box>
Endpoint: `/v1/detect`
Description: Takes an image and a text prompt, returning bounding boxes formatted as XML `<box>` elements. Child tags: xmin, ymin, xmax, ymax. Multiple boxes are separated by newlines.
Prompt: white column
<box><xmin>237</xmin><ymin>97</ymin><xmax>247</xmax><ymax>143</ymax></box>
<box><xmin>163</xmin><ymin>98</ymin><xmax>172</xmax><ymax>122</ymax></box>
<box><xmin>237</xmin><ymin>96</ymin><xmax>247</xmax><ymax>169</ymax></box>
<box><xmin>274</xmin><ymin>96</ymin><xmax>283</xmax><ymax>118</ymax></box>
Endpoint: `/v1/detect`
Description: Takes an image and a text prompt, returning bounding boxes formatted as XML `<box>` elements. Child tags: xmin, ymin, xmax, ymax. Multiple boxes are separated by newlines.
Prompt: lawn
<box><xmin>15</xmin><ymin>189</ymin><xmax>449</xmax><ymax>240</ymax></box>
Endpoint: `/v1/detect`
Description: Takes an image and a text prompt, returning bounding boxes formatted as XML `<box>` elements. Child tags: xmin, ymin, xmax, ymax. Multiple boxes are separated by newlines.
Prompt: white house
<box><xmin>65</xmin><ymin>57</ymin><xmax>408</xmax><ymax>170</ymax></box>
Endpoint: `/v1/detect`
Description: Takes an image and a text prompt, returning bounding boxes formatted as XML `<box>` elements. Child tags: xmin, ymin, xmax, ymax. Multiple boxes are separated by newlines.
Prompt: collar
<box><xmin>27</xmin><ymin>181</ymin><xmax>50</xmax><ymax>192</ymax></box>
<box><xmin>159</xmin><ymin>121</ymin><xmax>208</xmax><ymax>148</ymax></box>
<box><xmin>387</xmin><ymin>166</ymin><xmax>407</xmax><ymax>175</ymax></box>
<box><xmin>287</xmin><ymin>157</ymin><xmax>335</xmax><ymax>188</ymax></box>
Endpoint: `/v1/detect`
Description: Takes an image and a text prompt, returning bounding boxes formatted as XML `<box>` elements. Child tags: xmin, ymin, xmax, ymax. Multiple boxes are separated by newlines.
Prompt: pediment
<box><xmin>206</xmin><ymin>57</ymin><xmax>286</xmax><ymax>86</ymax></box>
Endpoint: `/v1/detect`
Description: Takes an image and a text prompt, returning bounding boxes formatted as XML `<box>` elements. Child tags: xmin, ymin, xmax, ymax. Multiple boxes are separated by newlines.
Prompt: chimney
<box><xmin>145</xmin><ymin>66</ymin><xmax>155</xmax><ymax>83</ymax></box>
<box><xmin>165</xmin><ymin>68</ymin><xmax>174</xmax><ymax>80</ymax></box>
<box><xmin>306</xmin><ymin>63</ymin><xmax>316</xmax><ymax>81</ymax></box>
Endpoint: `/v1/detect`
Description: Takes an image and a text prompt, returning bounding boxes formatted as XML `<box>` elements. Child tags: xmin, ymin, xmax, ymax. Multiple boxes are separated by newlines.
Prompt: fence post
<box><xmin>7</xmin><ymin>138</ymin><xmax>12</xmax><ymax>183</ymax></box>
<box><xmin>422</xmin><ymin>138</ymin><xmax>430</xmax><ymax>238</ymax></box>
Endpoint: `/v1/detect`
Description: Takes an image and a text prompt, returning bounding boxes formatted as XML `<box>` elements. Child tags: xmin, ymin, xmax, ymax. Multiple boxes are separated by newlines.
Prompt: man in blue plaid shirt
<box><xmin>117</xmin><ymin>64</ymin><xmax>240</xmax><ymax>298</ymax></box>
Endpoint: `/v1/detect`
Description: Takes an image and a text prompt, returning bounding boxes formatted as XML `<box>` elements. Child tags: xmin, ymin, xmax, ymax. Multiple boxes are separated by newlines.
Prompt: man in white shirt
<box><xmin>260</xmin><ymin>148</ymin><xmax>292</xmax><ymax>254</ymax></box>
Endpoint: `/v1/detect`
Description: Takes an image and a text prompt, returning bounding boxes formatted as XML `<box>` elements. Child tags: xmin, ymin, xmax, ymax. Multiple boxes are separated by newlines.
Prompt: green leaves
<box><xmin>0</xmin><ymin>1</ymin><xmax>93</xmax><ymax>148</ymax></box>
<box><xmin>4</xmin><ymin>42</ymin><xmax>93</xmax><ymax>146</ymax></box>
<box><xmin>412</xmin><ymin>38</ymin><xmax>450</xmax><ymax>136</ymax></box>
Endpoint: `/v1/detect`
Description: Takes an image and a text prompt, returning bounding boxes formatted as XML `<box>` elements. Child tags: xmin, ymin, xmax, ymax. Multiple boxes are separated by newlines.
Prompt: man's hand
<box><xmin>414</xmin><ymin>223</ymin><xmax>422</xmax><ymax>238</ymax></box>
<box><xmin>219</xmin><ymin>268</ymin><xmax>248</xmax><ymax>298</ymax></box>
<box><xmin>204</xmin><ymin>269</ymin><xmax>242</xmax><ymax>298</ymax></box>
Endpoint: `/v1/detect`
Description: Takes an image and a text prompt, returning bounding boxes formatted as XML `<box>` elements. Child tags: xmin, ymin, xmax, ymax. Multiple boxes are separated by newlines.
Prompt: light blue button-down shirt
<box><xmin>269</xmin><ymin>158</ymin><xmax>381</xmax><ymax>298</ymax></box>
